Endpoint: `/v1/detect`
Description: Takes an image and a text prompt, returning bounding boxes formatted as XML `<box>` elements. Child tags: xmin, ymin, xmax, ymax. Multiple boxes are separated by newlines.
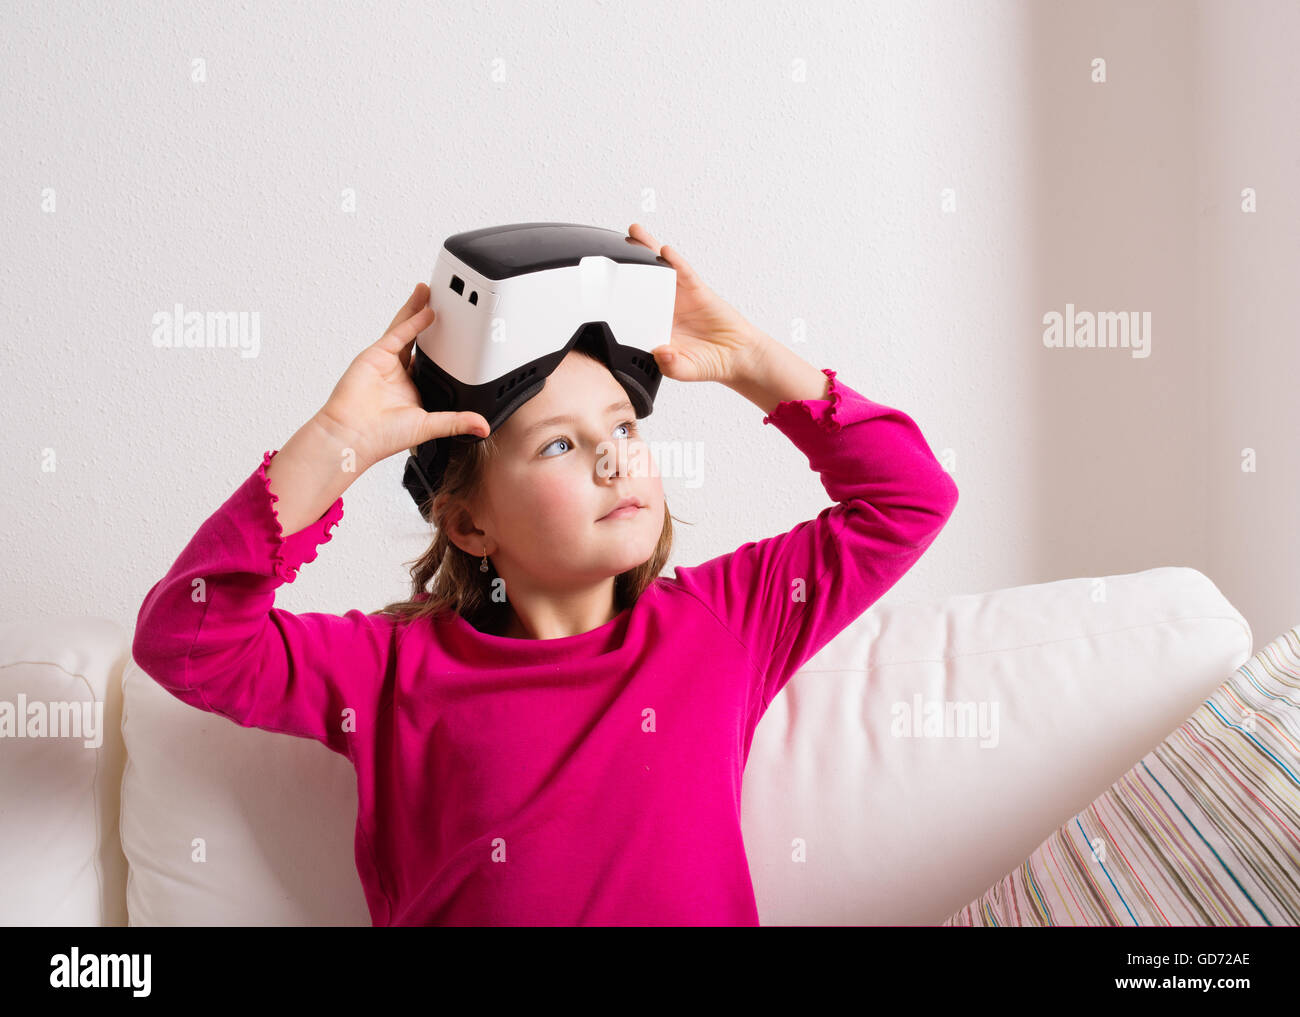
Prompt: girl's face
<box><xmin>471</xmin><ymin>352</ymin><xmax>666</xmax><ymax>590</ymax></box>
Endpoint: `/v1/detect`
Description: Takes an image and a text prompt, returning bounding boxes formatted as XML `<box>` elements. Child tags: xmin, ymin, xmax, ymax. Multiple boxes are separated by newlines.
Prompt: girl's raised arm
<box><xmin>132</xmin><ymin>284</ymin><xmax>490</xmax><ymax>756</ymax></box>
<box><xmin>628</xmin><ymin>227</ymin><xmax>958</xmax><ymax>719</ymax></box>
<box><xmin>132</xmin><ymin>438</ymin><xmax>383</xmax><ymax>758</ymax></box>
<box><xmin>667</xmin><ymin>363</ymin><xmax>959</xmax><ymax>720</ymax></box>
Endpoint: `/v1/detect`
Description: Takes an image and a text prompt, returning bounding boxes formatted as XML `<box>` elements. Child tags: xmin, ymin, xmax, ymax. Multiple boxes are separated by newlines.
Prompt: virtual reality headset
<box><xmin>402</xmin><ymin>222</ymin><xmax>677</xmax><ymax>518</ymax></box>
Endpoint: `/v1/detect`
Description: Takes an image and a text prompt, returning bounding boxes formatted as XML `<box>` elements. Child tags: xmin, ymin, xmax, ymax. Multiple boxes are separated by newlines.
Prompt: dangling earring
<box><xmin>480</xmin><ymin>547</ymin><xmax>489</xmax><ymax>573</ymax></box>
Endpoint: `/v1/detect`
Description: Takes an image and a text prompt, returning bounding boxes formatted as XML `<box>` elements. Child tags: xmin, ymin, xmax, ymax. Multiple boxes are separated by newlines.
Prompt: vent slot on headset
<box><xmin>496</xmin><ymin>365</ymin><xmax>538</xmax><ymax>398</ymax></box>
<box><xmin>469</xmin><ymin>291</ymin><xmax>478</xmax><ymax>305</ymax></box>
<box><xmin>449</xmin><ymin>275</ymin><xmax>465</xmax><ymax>295</ymax></box>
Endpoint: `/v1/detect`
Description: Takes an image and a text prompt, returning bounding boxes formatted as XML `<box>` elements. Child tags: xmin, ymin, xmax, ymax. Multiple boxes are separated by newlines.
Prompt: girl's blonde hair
<box><xmin>373</xmin><ymin>346</ymin><xmax>677</xmax><ymax>635</ymax></box>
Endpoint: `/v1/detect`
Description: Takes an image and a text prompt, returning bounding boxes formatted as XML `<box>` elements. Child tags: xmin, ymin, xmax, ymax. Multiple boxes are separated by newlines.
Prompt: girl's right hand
<box><xmin>317</xmin><ymin>283</ymin><xmax>491</xmax><ymax>471</ymax></box>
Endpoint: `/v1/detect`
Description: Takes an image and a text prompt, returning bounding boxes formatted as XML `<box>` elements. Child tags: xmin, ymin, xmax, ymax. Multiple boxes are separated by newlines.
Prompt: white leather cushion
<box><xmin>0</xmin><ymin>617</ymin><xmax>130</xmax><ymax>926</ymax></box>
<box><xmin>120</xmin><ymin>655</ymin><xmax>369</xmax><ymax>925</ymax></box>
<box><xmin>741</xmin><ymin>567</ymin><xmax>1253</xmax><ymax>925</ymax></box>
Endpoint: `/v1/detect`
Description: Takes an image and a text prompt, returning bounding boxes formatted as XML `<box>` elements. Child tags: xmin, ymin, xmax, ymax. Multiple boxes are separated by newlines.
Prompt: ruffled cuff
<box><xmin>257</xmin><ymin>449</ymin><xmax>346</xmax><ymax>583</ymax></box>
<box><xmin>761</xmin><ymin>368</ymin><xmax>847</xmax><ymax>433</ymax></box>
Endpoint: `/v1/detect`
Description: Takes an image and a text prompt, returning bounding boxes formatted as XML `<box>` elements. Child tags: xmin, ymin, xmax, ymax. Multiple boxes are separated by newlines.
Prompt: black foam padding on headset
<box><xmin>401</xmin><ymin>320</ymin><xmax>662</xmax><ymax>519</ymax></box>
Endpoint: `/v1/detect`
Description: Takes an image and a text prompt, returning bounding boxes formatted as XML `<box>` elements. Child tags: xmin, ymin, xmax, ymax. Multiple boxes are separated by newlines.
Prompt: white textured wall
<box><xmin>1</xmin><ymin>1</ymin><xmax>1295</xmax><ymax>644</ymax></box>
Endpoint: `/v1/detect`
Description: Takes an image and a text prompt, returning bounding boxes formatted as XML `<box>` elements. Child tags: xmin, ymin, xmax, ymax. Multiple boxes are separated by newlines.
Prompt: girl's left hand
<box><xmin>625</xmin><ymin>223</ymin><xmax>766</xmax><ymax>385</ymax></box>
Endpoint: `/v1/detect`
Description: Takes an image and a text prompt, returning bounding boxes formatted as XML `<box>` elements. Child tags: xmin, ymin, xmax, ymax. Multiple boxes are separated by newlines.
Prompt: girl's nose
<box><xmin>596</xmin><ymin>438</ymin><xmax>630</xmax><ymax>480</ymax></box>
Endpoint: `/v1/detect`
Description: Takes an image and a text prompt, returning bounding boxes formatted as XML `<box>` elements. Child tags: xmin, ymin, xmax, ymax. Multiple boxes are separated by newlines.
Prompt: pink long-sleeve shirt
<box><xmin>132</xmin><ymin>368</ymin><xmax>958</xmax><ymax>926</ymax></box>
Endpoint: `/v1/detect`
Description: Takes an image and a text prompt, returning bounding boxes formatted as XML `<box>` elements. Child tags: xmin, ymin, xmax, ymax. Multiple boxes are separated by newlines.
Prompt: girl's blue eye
<box><xmin>539</xmin><ymin>420</ymin><xmax>637</xmax><ymax>458</ymax></box>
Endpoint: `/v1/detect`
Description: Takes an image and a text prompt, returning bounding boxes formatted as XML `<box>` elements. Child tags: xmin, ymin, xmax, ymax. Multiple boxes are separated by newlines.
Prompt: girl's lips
<box><xmin>598</xmin><ymin>504</ymin><xmax>643</xmax><ymax>521</ymax></box>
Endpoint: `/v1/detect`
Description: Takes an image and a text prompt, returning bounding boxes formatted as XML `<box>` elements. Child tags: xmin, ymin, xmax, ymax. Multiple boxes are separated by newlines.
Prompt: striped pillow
<box><xmin>945</xmin><ymin>625</ymin><xmax>1300</xmax><ymax>926</ymax></box>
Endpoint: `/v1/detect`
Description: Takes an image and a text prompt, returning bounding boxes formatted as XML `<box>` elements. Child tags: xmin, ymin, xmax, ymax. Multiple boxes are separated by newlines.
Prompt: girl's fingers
<box><xmin>659</xmin><ymin>244</ymin><xmax>701</xmax><ymax>288</ymax></box>
<box><xmin>408</xmin><ymin>412</ymin><xmax>489</xmax><ymax>466</ymax></box>
<box><xmin>377</xmin><ymin>305</ymin><xmax>433</xmax><ymax>356</ymax></box>
<box><xmin>627</xmin><ymin>222</ymin><xmax>659</xmax><ymax>252</ymax></box>
<box><xmin>628</xmin><ymin>224</ymin><xmax>701</xmax><ymax>289</ymax></box>
<box><xmin>424</xmin><ymin>410</ymin><xmax>490</xmax><ymax>442</ymax></box>
<box><xmin>653</xmin><ymin>345</ymin><xmax>695</xmax><ymax>381</ymax></box>
<box><xmin>386</xmin><ymin>283</ymin><xmax>429</xmax><ymax>335</ymax></box>
<box><xmin>398</xmin><ymin>335</ymin><xmax>416</xmax><ymax>372</ymax></box>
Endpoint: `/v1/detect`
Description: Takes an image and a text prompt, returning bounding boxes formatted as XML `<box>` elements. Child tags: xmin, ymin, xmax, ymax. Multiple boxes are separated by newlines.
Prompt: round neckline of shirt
<box><xmin>451</xmin><ymin>607</ymin><xmax>625</xmax><ymax>643</ymax></box>
<box><xmin>443</xmin><ymin>595</ymin><xmax>645</xmax><ymax>658</ymax></box>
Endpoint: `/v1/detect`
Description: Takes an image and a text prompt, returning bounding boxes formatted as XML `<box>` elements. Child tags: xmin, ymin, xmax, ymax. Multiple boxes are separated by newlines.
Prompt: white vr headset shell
<box><xmin>402</xmin><ymin>222</ymin><xmax>677</xmax><ymax>516</ymax></box>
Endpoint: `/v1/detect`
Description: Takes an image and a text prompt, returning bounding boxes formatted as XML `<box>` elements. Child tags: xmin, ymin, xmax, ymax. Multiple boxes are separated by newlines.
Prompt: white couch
<box><xmin>0</xmin><ymin>566</ymin><xmax>1252</xmax><ymax>926</ymax></box>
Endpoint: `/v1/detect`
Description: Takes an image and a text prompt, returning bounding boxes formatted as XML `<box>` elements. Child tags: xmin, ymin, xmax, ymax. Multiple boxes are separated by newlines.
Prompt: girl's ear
<box><xmin>437</xmin><ymin>495</ymin><xmax>488</xmax><ymax>556</ymax></box>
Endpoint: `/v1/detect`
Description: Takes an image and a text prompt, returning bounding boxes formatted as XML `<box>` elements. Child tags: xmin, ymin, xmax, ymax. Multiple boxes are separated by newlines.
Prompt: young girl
<box><xmin>132</xmin><ymin>223</ymin><xmax>959</xmax><ymax>926</ymax></box>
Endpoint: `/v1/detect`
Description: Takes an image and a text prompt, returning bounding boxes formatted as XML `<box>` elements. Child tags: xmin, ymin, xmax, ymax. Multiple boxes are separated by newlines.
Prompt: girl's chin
<box><xmin>591</xmin><ymin>545</ymin><xmax>657</xmax><ymax>574</ymax></box>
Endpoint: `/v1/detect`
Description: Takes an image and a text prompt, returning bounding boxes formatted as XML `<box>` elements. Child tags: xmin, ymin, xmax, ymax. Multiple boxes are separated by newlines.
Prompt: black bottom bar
<box><xmin>0</xmin><ymin>924</ymin><xmax>1293</xmax><ymax>1003</ymax></box>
